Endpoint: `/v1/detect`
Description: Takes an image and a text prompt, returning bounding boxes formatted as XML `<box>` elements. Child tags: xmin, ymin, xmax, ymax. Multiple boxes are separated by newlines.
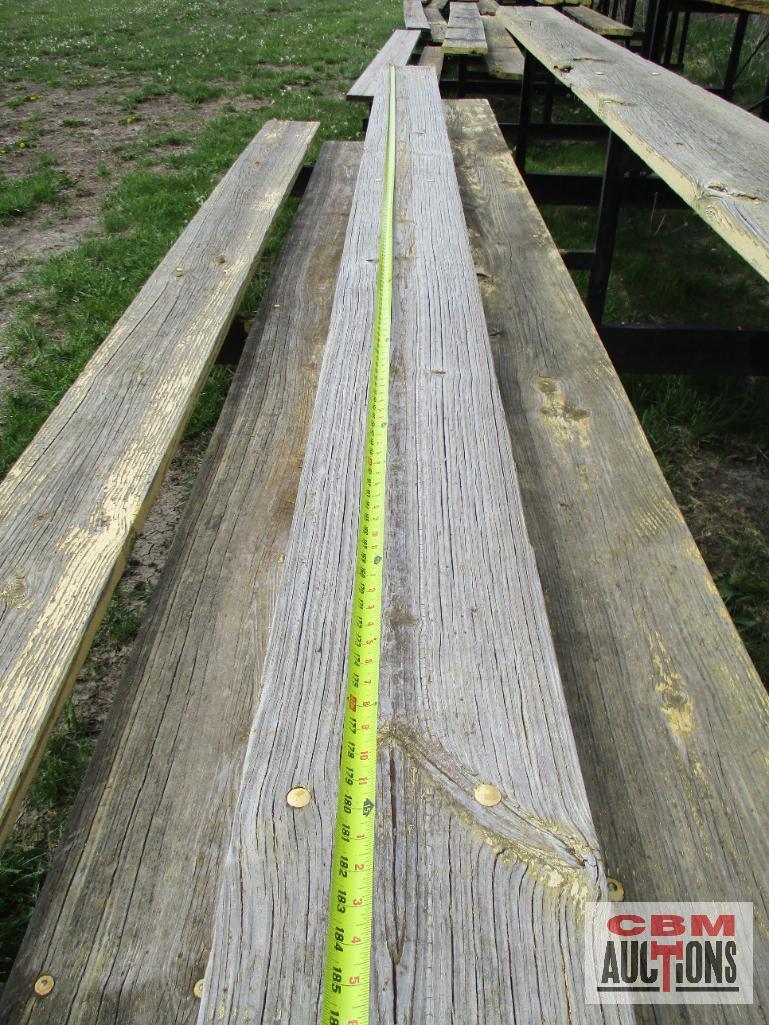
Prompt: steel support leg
<box><xmin>586</xmin><ymin>132</ymin><xmax>628</xmax><ymax>324</ymax></box>
<box><xmin>515</xmin><ymin>51</ymin><xmax>536</xmax><ymax>175</ymax></box>
<box><xmin>722</xmin><ymin>11</ymin><xmax>748</xmax><ymax>100</ymax></box>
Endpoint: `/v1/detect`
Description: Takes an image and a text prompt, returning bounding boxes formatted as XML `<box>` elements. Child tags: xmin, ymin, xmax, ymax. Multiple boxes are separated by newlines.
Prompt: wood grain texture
<box><xmin>419</xmin><ymin>44</ymin><xmax>446</xmax><ymax>75</ymax></box>
<box><xmin>443</xmin><ymin>1</ymin><xmax>489</xmax><ymax>53</ymax></box>
<box><xmin>404</xmin><ymin>0</ymin><xmax>430</xmax><ymax>29</ymax></box>
<box><xmin>499</xmin><ymin>7</ymin><xmax>769</xmax><ymax>282</ymax></box>
<box><xmin>425</xmin><ymin>2</ymin><xmax>448</xmax><ymax>43</ymax></box>
<box><xmin>445</xmin><ymin>96</ymin><xmax>769</xmax><ymax>1023</ymax></box>
<box><xmin>0</xmin><ymin>142</ymin><xmax>361</xmax><ymax>1025</ymax></box>
<box><xmin>565</xmin><ymin>3</ymin><xmax>633</xmax><ymax>35</ymax></box>
<box><xmin>197</xmin><ymin>67</ymin><xmax>629</xmax><ymax>1025</ymax></box>
<box><xmin>347</xmin><ymin>30</ymin><xmax>421</xmax><ymax>99</ymax></box>
<box><xmin>483</xmin><ymin>14</ymin><xmax>525</xmax><ymax>77</ymax></box>
<box><xmin>0</xmin><ymin>118</ymin><xmax>316</xmax><ymax>849</ymax></box>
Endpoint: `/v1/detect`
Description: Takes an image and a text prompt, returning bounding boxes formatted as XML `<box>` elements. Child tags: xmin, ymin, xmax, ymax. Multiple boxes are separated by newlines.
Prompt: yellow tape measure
<box><xmin>321</xmin><ymin>65</ymin><xmax>396</xmax><ymax>1025</ymax></box>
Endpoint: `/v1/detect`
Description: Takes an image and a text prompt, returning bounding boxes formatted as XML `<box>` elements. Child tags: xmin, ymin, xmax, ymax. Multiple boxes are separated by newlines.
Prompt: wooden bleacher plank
<box><xmin>198</xmin><ymin>67</ymin><xmax>622</xmax><ymax>1025</ymax></box>
<box><xmin>0</xmin><ymin>142</ymin><xmax>362</xmax><ymax>1025</ymax></box>
<box><xmin>499</xmin><ymin>7</ymin><xmax>769</xmax><ymax>282</ymax></box>
<box><xmin>565</xmin><ymin>4</ymin><xmax>633</xmax><ymax>37</ymax></box>
<box><xmin>425</xmin><ymin>2</ymin><xmax>448</xmax><ymax>43</ymax></box>
<box><xmin>482</xmin><ymin>14</ymin><xmax>525</xmax><ymax>78</ymax></box>
<box><xmin>347</xmin><ymin>30</ymin><xmax>420</xmax><ymax>100</ymax></box>
<box><xmin>443</xmin><ymin>1</ymin><xmax>488</xmax><ymax>53</ymax></box>
<box><xmin>419</xmin><ymin>44</ymin><xmax>445</xmax><ymax>76</ymax></box>
<box><xmin>699</xmin><ymin>0</ymin><xmax>769</xmax><ymax>12</ymax></box>
<box><xmin>404</xmin><ymin>0</ymin><xmax>430</xmax><ymax>30</ymax></box>
<box><xmin>0</xmin><ymin>118</ymin><xmax>316</xmax><ymax>849</ymax></box>
<box><xmin>445</xmin><ymin>96</ymin><xmax>769</xmax><ymax>1014</ymax></box>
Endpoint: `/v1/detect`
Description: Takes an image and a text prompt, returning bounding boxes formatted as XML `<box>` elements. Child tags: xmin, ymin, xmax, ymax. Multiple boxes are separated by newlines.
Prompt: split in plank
<box><xmin>197</xmin><ymin>66</ymin><xmax>629</xmax><ymax>1025</ymax></box>
<box><xmin>446</xmin><ymin>95</ymin><xmax>769</xmax><ymax>1016</ymax></box>
<box><xmin>347</xmin><ymin>29</ymin><xmax>420</xmax><ymax>100</ymax></box>
<box><xmin>564</xmin><ymin>3</ymin><xmax>633</xmax><ymax>35</ymax></box>
<box><xmin>483</xmin><ymin>14</ymin><xmax>525</xmax><ymax>78</ymax></box>
<box><xmin>404</xmin><ymin>0</ymin><xmax>430</xmax><ymax>30</ymax></box>
<box><xmin>425</xmin><ymin>2</ymin><xmax>448</xmax><ymax>43</ymax></box>
<box><xmin>0</xmin><ymin>142</ymin><xmax>362</xmax><ymax>1025</ymax></box>
<box><xmin>498</xmin><ymin>6</ymin><xmax>769</xmax><ymax>282</ymax></box>
<box><xmin>419</xmin><ymin>44</ymin><xmax>445</xmax><ymax>76</ymax></box>
<box><xmin>443</xmin><ymin>1</ymin><xmax>489</xmax><ymax>53</ymax></box>
<box><xmin>0</xmin><ymin>118</ymin><xmax>316</xmax><ymax>848</ymax></box>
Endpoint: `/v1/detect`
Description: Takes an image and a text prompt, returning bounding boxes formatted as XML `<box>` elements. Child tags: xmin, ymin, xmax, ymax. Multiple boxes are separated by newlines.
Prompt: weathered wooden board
<box><xmin>425</xmin><ymin>2</ymin><xmax>448</xmax><ymax>43</ymax></box>
<box><xmin>499</xmin><ymin>7</ymin><xmax>769</xmax><ymax>282</ymax></box>
<box><xmin>0</xmin><ymin>119</ymin><xmax>316</xmax><ymax>849</ymax></box>
<box><xmin>443</xmin><ymin>1</ymin><xmax>488</xmax><ymax>53</ymax></box>
<box><xmin>445</xmin><ymin>96</ymin><xmax>769</xmax><ymax>1020</ymax></box>
<box><xmin>478</xmin><ymin>0</ymin><xmax>500</xmax><ymax>14</ymax></box>
<box><xmin>197</xmin><ymin>67</ymin><xmax>628</xmax><ymax>1025</ymax></box>
<box><xmin>404</xmin><ymin>0</ymin><xmax>430</xmax><ymax>30</ymax></box>
<box><xmin>483</xmin><ymin>14</ymin><xmax>525</xmax><ymax>77</ymax></box>
<box><xmin>419</xmin><ymin>43</ymin><xmax>445</xmax><ymax>76</ymax></box>
<box><xmin>347</xmin><ymin>30</ymin><xmax>420</xmax><ymax>100</ymax></box>
<box><xmin>0</xmin><ymin>142</ymin><xmax>362</xmax><ymax>1025</ymax></box>
<box><xmin>565</xmin><ymin>3</ymin><xmax>633</xmax><ymax>35</ymax></box>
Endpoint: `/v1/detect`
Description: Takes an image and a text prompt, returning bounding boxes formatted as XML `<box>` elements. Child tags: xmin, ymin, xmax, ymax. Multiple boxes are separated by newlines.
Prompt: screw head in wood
<box><xmin>286</xmin><ymin>786</ymin><xmax>311</xmax><ymax>808</ymax></box>
<box><xmin>34</xmin><ymin>975</ymin><xmax>55</xmax><ymax>997</ymax></box>
<box><xmin>607</xmin><ymin>877</ymin><xmax>625</xmax><ymax>902</ymax></box>
<box><xmin>473</xmin><ymin>783</ymin><xmax>502</xmax><ymax>807</ymax></box>
<box><xmin>193</xmin><ymin>978</ymin><xmax>205</xmax><ymax>999</ymax></box>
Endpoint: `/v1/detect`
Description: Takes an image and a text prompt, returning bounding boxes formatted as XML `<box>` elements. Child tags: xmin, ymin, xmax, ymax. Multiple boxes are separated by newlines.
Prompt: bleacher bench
<box><xmin>0</xmin><ymin>65</ymin><xmax>767</xmax><ymax>1025</ymax></box>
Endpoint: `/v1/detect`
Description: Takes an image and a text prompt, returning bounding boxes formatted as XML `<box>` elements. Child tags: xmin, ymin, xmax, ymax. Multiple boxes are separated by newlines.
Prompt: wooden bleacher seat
<box><xmin>347</xmin><ymin>30</ymin><xmax>420</xmax><ymax>100</ymax></box>
<box><xmin>564</xmin><ymin>3</ymin><xmax>633</xmax><ymax>36</ymax></box>
<box><xmin>446</xmin><ymin>95</ymin><xmax>769</xmax><ymax>1013</ymax></box>
<box><xmin>0</xmin><ymin>119</ymin><xmax>316</xmax><ymax>848</ymax></box>
<box><xmin>498</xmin><ymin>6</ymin><xmax>769</xmax><ymax>283</ymax></box>
<box><xmin>482</xmin><ymin>14</ymin><xmax>525</xmax><ymax>78</ymax></box>
<box><xmin>404</xmin><ymin>0</ymin><xmax>430</xmax><ymax>31</ymax></box>
<box><xmin>196</xmin><ymin>66</ymin><xmax>614</xmax><ymax>1024</ymax></box>
<box><xmin>443</xmin><ymin>1</ymin><xmax>488</xmax><ymax>54</ymax></box>
<box><xmin>424</xmin><ymin>1</ymin><xmax>448</xmax><ymax>43</ymax></box>
<box><xmin>419</xmin><ymin>44</ymin><xmax>445</xmax><ymax>76</ymax></box>
<box><xmin>0</xmin><ymin>141</ymin><xmax>362</xmax><ymax>1025</ymax></box>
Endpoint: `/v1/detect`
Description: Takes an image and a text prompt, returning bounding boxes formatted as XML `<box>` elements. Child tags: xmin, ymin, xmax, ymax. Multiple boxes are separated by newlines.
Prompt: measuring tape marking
<box><xmin>320</xmin><ymin>65</ymin><xmax>396</xmax><ymax>1025</ymax></box>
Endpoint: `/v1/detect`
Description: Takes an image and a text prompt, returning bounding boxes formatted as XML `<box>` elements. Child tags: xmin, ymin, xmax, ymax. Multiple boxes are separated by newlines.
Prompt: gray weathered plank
<box><xmin>419</xmin><ymin>44</ymin><xmax>445</xmax><ymax>76</ymax></box>
<box><xmin>483</xmin><ymin>14</ymin><xmax>525</xmax><ymax>77</ymax></box>
<box><xmin>0</xmin><ymin>118</ymin><xmax>317</xmax><ymax>849</ymax></box>
<box><xmin>443</xmin><ymin>1</ymin><xmax>489</xmax><ymax>53</ymax></box>
<box><xmin>347</xmin><ymin>30</ymin><xmax>420</xmax><ymax>100</ymax></box>
<box><xmin>0</xmin><ymin>142</ymin><xmax>361</xmax><ymax>1025</ymax></box>
<box><xmin>445</xmin><ymin>96</ymin><xmax>769</xmax><ymax>1021</ymax></box>
<box><xmin>404</xmin><ymin>0</ymin><xmax>430</xmax><ymax>29</ymax></box>
<box><xmin>197</xmin><ymin>67</ymin><xmax>628</xmax><ymax>1025</ymax></box>
<box><xmin>425</xmin><ymin>2</ymin><xmax>448</xmax><ymax>42</ymax></box>
<box><xmin>699</xmin><ymin>0</ymin><xmax>769</xmax><ymax>12</ymax></box>
<box><xmin>565</xmin><ymin>4</ymin><xmax>633</xmax><ymax>37</ymax></box>
<box><xmin>499</xmin><ymin>7</ymin><xmax>769</xmax><ymax>282</ymax></box>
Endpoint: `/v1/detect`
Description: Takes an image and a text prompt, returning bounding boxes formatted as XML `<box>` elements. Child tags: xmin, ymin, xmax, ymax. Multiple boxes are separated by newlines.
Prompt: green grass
<box><xmin>0</xmin><ymin>158</ymin><xmax>71</xmax><ymax>221</ymax></box>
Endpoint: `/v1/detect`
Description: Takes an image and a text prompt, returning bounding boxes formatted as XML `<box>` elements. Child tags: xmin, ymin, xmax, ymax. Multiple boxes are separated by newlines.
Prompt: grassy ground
<box><xmin>0</xmin><ymin>0</ymin><xmax>767</xmax><ymax>990</ymax></box>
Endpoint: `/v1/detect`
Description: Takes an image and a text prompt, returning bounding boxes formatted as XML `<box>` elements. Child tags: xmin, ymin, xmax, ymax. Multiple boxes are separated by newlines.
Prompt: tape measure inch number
<box><xmin>320</xmin><ymin>65</ymin><xmax>396</xmax><ymax>1025</ymax></box>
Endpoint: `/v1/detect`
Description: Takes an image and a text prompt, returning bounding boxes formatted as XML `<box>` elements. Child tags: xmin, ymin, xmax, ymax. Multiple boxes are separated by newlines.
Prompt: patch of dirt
<box><xmin>0</xmin><ymin>84</ymin><xmax>270</xmax><ymax>293</ymax></box>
